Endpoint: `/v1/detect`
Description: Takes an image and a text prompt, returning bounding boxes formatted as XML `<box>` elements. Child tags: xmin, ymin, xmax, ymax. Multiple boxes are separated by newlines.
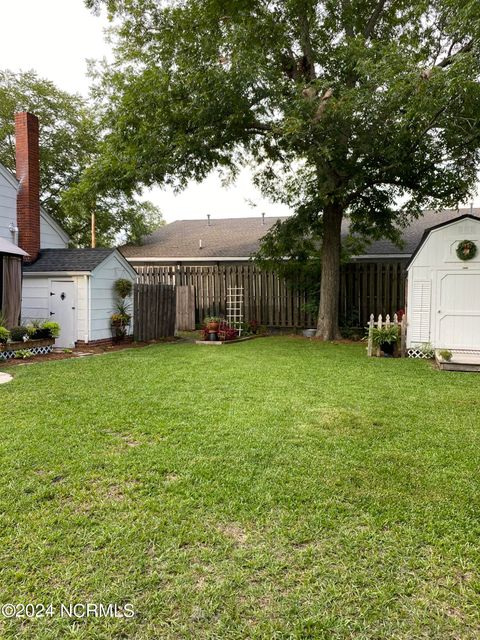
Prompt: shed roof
<box><xmin>23</xmin><ymin>248</ymin><xmax>114</xmax><ymax>273</ymax></box>
<box><xmin>120</xmin><ymin>209</ymin><xmax>480</xmax><ymax>260</ymax></box>
<box><xmin>406</xmin><ymin>214</ymin><xmax>480</xmax><ymax>268</ymax></box>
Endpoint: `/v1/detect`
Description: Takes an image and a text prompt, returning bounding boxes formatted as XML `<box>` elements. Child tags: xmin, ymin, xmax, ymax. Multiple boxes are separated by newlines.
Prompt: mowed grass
<box><xmin>1</xmin><ymin>337</ymin><xmax>480</xmax><ymax>639</ymax></box>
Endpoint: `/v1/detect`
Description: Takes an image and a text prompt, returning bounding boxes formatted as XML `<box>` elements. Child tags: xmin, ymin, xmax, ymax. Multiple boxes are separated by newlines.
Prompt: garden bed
<box><xmin>0</xmin><ymin>338</ymin><xmax>55</xmax><ymax>360</ymax></box>
<box><xmin>195</xmin><ymin>336</ymin><xmax>257</xmax><ymax>346</ymax></box>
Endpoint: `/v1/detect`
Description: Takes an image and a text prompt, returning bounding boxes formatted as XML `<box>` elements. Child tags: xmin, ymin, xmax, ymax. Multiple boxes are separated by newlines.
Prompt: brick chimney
<box><xmin>15</xmin><ymin>112</ymin><xmax>40</xmax><ymax>263</ymax></box>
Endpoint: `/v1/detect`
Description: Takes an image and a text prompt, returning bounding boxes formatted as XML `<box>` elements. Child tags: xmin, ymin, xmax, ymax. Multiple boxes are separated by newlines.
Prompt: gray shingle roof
<box><xmin>119</xmin><ymin>209</ymin><xmax>480</xmax><ymax>260</ymax></box>
<box><xmin>23</xmin><ymin>248</ymin><xmax>114</xmax><ymax>272</ymax></box>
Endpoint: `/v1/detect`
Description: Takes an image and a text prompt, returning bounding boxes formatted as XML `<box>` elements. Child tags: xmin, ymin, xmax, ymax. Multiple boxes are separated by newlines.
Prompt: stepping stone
<box><xmin>0</xmin><ymin>372</ymin><xmax>12</xmax><ymax>385</ymax></box>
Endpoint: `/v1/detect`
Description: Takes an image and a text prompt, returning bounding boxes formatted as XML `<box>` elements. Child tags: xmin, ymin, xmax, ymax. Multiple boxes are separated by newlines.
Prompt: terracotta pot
<box><xmin>207</xmin><ymin>321</ymin><xmax>219</xmax><ymax>333</ymax></box>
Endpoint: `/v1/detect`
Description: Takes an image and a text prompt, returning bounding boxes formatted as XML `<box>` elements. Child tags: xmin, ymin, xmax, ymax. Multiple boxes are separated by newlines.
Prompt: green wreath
<box><xmin>456</xmin><ymin>239</ymin><xmax>477</xmax><ymax>261</ymax></box>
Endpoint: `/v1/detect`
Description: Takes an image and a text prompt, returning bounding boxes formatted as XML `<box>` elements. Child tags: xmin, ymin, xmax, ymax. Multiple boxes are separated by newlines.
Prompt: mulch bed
<box><xmin>0</xmin><ymin>338</ymin><xmax>179</xmax><ymax>368</ymax></box>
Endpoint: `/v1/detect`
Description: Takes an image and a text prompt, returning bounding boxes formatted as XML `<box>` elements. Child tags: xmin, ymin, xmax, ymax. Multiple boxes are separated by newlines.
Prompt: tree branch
<box><xmin>298</xmin><ymin>12</ymin><xmax>316</xmax><ymax>80</ymax></box>
<box><xmin>436</xmin><ymin>40</ymin><xmax>474</xmax><ymax>68</ymax></box>
<box><xmin>364</xmin><ymin>0</ymin><xmax>389</xmax><ymax>39</ymax></box>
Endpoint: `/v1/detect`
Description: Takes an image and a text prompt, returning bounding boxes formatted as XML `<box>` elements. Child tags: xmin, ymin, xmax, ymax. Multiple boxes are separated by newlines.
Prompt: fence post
<box><xmin>367</xmin><ymin>313</ymin><xmax>374</xmax><ymax>357</ymax></box>
<box><xmin>400</xmin><ymin>314</ymin><xmax>406</xmax><ymax>357</ymax></box>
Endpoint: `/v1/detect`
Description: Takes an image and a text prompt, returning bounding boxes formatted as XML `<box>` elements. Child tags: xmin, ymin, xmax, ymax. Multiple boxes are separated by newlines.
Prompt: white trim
<box><xmin>23</xmin><ymin>271</ymin><xmax>92</xmax><ymax>277</ymax></box>
<box><xmin>352</xmin><ymin>253</ymin><xmax>410</xmax><ymax>260</ymax></box>
<box><xmin>126</xmin><ymin>253</ymin><xmax>410</xmax><ymax>263</ymax></box>
<box><xmin>86</xmin><ymin>274</ymin><xmax>91</xmax><ymax>343</ymax></box>
<box><xmin>125</xmin><ymin>256</ymin><xmax>253</xmax><ymax>263</ymax></box>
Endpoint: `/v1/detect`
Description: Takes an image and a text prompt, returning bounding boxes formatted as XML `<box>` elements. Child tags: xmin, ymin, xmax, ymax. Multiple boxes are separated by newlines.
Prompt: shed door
<box><xmin>49</xmin><ymin>280</ymin><xmax>76</xmax><ymax>348</ymax></box>
<box><xmin>435</xmin><ymin>271</ymin><xmax>480</xmax><ymax>349</ymax></box>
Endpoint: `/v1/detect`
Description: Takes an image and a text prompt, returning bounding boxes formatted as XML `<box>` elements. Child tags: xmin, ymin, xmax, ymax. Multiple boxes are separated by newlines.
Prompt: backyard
<box><xmin>1</xmin><ymin>337</ymin><xmax>480</xmax><ymax>639</ymax></box>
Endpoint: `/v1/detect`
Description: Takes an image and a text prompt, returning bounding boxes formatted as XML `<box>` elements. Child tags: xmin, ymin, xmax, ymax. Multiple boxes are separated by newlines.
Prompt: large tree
<box><xmin>0</xmin><ymin>70</ymin><xmax>164</xmax><ymax>246</ymax></box>
<box><xmin>86</xmin><ymin>0</ymin><xmax>480</xmax><ymax>337</ymax></box>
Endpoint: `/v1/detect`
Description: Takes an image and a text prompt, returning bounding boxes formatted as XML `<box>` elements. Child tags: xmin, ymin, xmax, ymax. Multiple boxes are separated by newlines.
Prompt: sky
<box><xmin>0</xmin><ymin>0</ymin><xmax>289</xmax><ymax>223</ymax></box>
<box><xmin>0</xmin><ymin>0</ymin><xmax>477</xmax><ymax>222</ymax></box>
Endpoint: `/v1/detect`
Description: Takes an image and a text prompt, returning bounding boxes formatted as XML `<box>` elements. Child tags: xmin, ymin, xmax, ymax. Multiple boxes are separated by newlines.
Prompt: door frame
<box><xmin>48</xmin><ymin>279</ymin><xmax>77</xmax><ymax>348</ymax></box>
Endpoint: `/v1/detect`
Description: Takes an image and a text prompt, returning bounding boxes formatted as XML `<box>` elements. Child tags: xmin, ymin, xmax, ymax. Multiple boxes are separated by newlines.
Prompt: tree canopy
<box><xmin>0</xmin><ymin>69</ymin><xmax>164</xmax><ymax>246</ymax></box>
<box><xmin>86</xmin><ymin>0</ymin><xmax>480</xmax><ymax>337</ymax></box>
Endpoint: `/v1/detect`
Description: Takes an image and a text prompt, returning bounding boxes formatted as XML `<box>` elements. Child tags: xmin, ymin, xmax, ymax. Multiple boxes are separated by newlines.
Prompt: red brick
<box><xmin>15</xmin><ymin>112</ymin><xmax>40</xmax><ymax>263</ymax></box>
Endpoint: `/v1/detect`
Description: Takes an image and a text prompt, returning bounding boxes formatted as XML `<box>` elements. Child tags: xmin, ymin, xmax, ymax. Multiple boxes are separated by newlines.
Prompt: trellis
<box><xmin>226</xmin><ymin>287</ymin><xmax>244</xmax><ymax>336</ymax></box>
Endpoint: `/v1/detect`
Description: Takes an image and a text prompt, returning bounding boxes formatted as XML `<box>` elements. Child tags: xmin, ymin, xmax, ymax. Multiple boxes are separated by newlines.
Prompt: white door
<box><xmin>49</xmin><ymin>281</ymin><xmax>76</xmax><ymax>348</ymax></box>
<box><xmin>435</xmin><ymin>271</ymin><xmax>480</xmax><ymax>349</ymax></box>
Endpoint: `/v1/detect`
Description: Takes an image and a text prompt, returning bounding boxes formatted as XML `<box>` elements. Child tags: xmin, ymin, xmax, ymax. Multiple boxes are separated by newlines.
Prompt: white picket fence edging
<box><xmin>366</xmin><ymin>313</ymin><xmax>407</xmax><ymax>357</ymax></box>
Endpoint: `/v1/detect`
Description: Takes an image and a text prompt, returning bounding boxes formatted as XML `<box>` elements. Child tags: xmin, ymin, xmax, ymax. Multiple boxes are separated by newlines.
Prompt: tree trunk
<box><xmin>316</xmin><ymin>202</ymin><xmax>343</xmax><ymax>340</ymax></box>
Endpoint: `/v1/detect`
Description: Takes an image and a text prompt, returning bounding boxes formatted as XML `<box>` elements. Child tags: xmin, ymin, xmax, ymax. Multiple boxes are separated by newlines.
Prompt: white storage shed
<box><xmin>407</xmin><ymin>214</ymin><xmax>480</xmax><ymax>356</ymax></box>
<box><xmin>22</xmin><ymin>248</ymin><xmax>137</xmax><ymax>348</ymax></box>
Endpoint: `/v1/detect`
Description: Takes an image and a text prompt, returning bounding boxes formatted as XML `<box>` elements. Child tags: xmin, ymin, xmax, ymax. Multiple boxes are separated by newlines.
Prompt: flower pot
<box><xmin>206</xmin><ymin>321</ymin><xmax>219</xmax><ymax>334</ymax></box>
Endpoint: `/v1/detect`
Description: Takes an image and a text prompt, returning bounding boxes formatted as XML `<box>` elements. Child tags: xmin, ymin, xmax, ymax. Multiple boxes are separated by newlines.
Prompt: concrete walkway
<box><xmin>0</xmin><ymin>372</ymin><xmax>12</xmax><ymax>384</ymax></box>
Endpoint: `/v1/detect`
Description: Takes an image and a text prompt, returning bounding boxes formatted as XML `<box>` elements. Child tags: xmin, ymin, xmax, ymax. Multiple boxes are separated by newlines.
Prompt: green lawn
<box><xmin>1</xmin><ymin>337</ymin><xmax>480</xmax><ymax>639</ymax></box>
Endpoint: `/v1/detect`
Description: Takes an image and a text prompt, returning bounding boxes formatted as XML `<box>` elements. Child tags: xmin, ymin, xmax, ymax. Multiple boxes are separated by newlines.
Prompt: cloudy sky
<box><xmin>0</xmin><ymin>0</ymin><xmax>289</xmax><ymax>223</ymax></box>
<box><xmin>0</xmin><ymin>0</ymin><xmax>477</xmax><ymax>221</ymax></box>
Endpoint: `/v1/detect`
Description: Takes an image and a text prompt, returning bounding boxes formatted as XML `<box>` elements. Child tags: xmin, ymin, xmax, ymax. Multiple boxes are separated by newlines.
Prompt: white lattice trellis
<box><xmin>407</xmin><ymin>348</ymin><xmax>432</xmax><ymax>359</ymax></box>
<box><xmin>226</xmin><ymin>287</ymin><xmax>244</xmax><ymax>336</ymax></box>
<box><xmin>0</xmin><ymin>345</ymin><xmax>54</xmax><ymax>361</ymax></box>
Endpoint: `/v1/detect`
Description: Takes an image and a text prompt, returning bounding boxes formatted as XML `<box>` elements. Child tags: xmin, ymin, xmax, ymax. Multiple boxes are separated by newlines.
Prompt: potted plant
<box><xmin>438</xmin><ymin>349</ymin><xmax>453</xmax><ymax>362</ymax></box>
<box><xmin>111</xmin><ymin>278</ymin><xmax>133</xmax><ymax>342</ymax></box>
<box><xmin>111</xmin><ymin>300</ymin><xmax>132</xmax><ymax>341</ymax></box>
<box><xmin>370</xmin><ymin>324</ymin><xmax>399</xmax><ymax>357</ymax></box>
<box><xmin>204</xmin><ymin>316</ymin><xmax>220</xmax><ymax>340</ymax></box>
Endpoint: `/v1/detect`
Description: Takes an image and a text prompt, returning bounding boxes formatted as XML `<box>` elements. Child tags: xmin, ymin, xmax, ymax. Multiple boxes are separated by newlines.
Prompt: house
<box><xmin>407</xmin><ymin>214</ymin><xmax>480</xmax><ymax>360</ymax></box>
<box><xmin>0</xmin><ymin>112</ymin><xmax>136</xmax><ymax>348</ymax></box>
<box><xmin>120</xmin><ymin>209</ymin><xmax>476</xmax><ymax>267</ymax></box>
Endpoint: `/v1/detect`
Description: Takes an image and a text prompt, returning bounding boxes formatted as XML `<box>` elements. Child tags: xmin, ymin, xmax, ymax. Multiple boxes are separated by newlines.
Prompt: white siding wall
<box><xmin>22</xmin><ymin>275</ymin><xmax>88</xmax><ymax>344</ymax></box>
<box><xmin>407</xmin><ymin>217</ymin><xmax>480</xmax><ymax>348</ymax></box>
<box><xmin>0</xmin><ymin>170</ymin><xmax>17</xmax><ymax>242</ymax></box>
<box><xmin>90</xmin><ymin>253</ymin><xmax>135</xmax><ymax>341</ymax></box>
<box><xmin>21</xmin><ymin>276</ymin><xmax>50</xmax><ymax>321</ymax></box>
<box><xmin>40</xmin><ymin>210</ymin><xmax>69</xmax><ymax>249</ymax></box>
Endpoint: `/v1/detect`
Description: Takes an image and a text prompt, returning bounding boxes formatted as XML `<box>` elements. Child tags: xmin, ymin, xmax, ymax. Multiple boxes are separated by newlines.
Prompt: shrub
<box><xmin>0</xmin><ymin>326</ymin><xmax>10</xmax><ymax>344</ymax></box>
<box><xmin>114</xmin><ymin>278</ymin><xmax>133</xmax><ymax>299</ymax></box>
<box><xmin>419</xmin><ymin>342</ymin><xmax>435</xmax><ymax>358</ymax></box>
<box><xmin>438</xmin><ymin>349</ymin><xmax>453</xmax><ymax>362</ymax></box>
<box><xmin>369</xmin><ymin>324</ymin><xmax>399</xmax><ymax>347</ymax></box>
<box><xmin>10</xmin><ymin>326</ymin><xmax>30</xmax><ymax>342</ymax></box>
<box><xmin>201</xmin><ymin>321</ymin><xmax>238</xmax><ymax>341</ymax></box>
<box><xmin>14</xmin><ymin>349</ymin><xmax>33</xmax><ymax>359</ymax></box>
<box><xmin>41</xmin><ymin>321</ymin><xmax>61</xmax><ymax>338</ymax></box>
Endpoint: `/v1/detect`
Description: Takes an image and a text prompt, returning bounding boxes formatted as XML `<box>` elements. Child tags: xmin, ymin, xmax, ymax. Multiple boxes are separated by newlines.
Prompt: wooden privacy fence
<box><xmin>133</xmin><ymin>283</ymin><xmax>176</xmax><ymax>341</ymax></box>
<box><xmin>340</xmin><ymin>261</ymin><xmax>407</xmax><ymax>326</ymax></box>
<box><xmin>176</xmin><ymin>285</ymin><xmax>195</xmax><ymax>331</ymax></box>
<box><xmin>135</xmin><ymin>261</ymin><xmax>407</xmax><ymax>328</ymax></box>
<box><xmin>136</xmin><ymin>264</ymin><xmax>316</xmax><ymax>328</ymax></box>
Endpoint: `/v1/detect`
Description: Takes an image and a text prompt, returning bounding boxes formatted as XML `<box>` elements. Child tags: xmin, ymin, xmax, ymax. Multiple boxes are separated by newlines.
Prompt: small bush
<box><xmin>201</xmin><ymin>321</ymin><xmax>238</xmax><ymax>341</ymax></box>
<box><xmin>41</xmin><ymin>321</ymin><xmax>61</xmax><ymax>338</ymax></box>
<box><xmin>0</xmin><ymin>326</ymin><xmax>10</xmax><ymax>344</ymax></box>
<box><xmin>10</xmin><ymin>326</ymin><xmax>30</xmax><ymax>342</ymax></box>
<box><xmin>14</xmin><ymin>349</ymin><xmax>33</xmax><ymax>359</ymax></box>
<box><xmin>438</xmin><ymin>349</ymin><xmax>453</xmax><ymax>362</ymax></box>
<box><xmin>419</xmin><ymin>343</ymin><xmax>435</xmax><ymax>358</ymax></box>
<box><xmin>369</xmin><ymin>325</ymin><xmax>399</xmax><ymax>347</ymax></box>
